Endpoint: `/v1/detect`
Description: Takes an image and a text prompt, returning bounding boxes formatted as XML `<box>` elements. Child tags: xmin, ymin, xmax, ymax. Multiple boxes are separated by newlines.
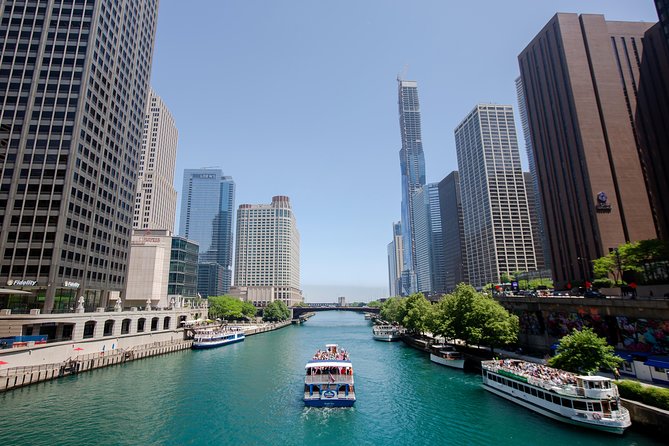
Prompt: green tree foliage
<box><xmin>379</xmin><ymin>296</ymin><xmax>407</xmax><ymax>324</ymax></box>
<box><xmin>241</xmin><ymin>301</ymin><xmax>257</xmax><ymax>319</ymax></box>
<box><xmin>592</xmin><ymin>239</ymin><xmax>669</xmax><ymax>285</ymax></box>
<box><xmin>548</xmin><ymin>328</ymin><xmax>622</xmax><ymax>375</ymax></box>
<box><xmin>616</xmin><ymin>380</ymin><xmax>669</xmax><ymax>411</ymax></box>
<box><xmin>499</xmin><ymin>272</ymin><xmax>514</xmax><ymax>283</ymax></box>
<box><xmin>367</xmin><ymin>300</ymin><xmax>381</xmax><ymax>308</ymax></box>
<box><xmin>428</xmin><ymin>284</ymin><xmax>518</xmax><ymax>351</ymax></box>
<box><xmin>401</xmin><ymin>293</ymin><xmax>432</xmax><ymax>335</ymax></box>
<box><xmin>208</xmin><ymin>295</ymin><xmax>251</xmax><ymax>320</ymax></box>
<box><xmin>262</xmin><ymin>300</ymin><xmax>291</xmax><ymax>321</ymax></box>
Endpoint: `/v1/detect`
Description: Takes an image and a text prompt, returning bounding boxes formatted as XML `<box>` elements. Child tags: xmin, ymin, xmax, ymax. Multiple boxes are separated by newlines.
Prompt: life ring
<box><xmin>592</xmin><ymin>413</ymin><xmax>601</xmax><ymax>420</ymax></box>
<box><xmin>323</xmin><ymin>390</ymin><xmax>336</xmax><ymax>399</ymax></box>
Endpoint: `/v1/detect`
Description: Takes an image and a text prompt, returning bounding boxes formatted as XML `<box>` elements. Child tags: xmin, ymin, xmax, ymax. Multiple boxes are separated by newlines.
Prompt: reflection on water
<box><xmin>0</xmin><ymin>311</ymin><xmax>662</xmax><ymax>446</ymax></box>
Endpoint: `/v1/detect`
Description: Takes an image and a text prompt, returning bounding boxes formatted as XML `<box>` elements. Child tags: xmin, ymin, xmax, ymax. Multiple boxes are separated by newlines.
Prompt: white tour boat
<box><xmin>372</xmin><ymin>325</ymin><xmax>401</xmax><ymax>342</ymax></box>
<box><xmin>481</xmin><ymin>359</ymin><xmax>631</xmax><ymax>434</ymax></box>
<box><xmin>192</xmin><ymin>327</ymin><xmax>245</xmax><ymax>349</ymax></box>
<box><xmin>430</xmin><ymin>344</ymin><xmax>465</xmax><ymax>369</ymax></box>
<box><xmin>304</xmin><ymin>344</ymin><xmax>355</xmax><ymax>407</ymax></box>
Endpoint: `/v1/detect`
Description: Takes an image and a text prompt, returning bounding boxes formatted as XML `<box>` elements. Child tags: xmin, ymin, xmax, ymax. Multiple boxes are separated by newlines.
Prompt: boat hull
<box><xmin>482</xmin><ymin>383</ymin><xmax>628</xmax><ymax>434</ymax></box>
<box><xmin>192</xmin><ymin>335</ymin><xmax>245</xmax><ymax>349</ymax></box>
<box><xmin>373</xmin><ymin>333</ymin><xmax>400</xmax><ymax>342</ymax></box>
<box><xmin>429</xmin><ymin>353</ymin><xmax>465</xmax><ymax>369</ymax></box>
<box><xmin>304</xmin><ymin>398</ymin><xmax>355</xmax><ymax>407</ymax></box>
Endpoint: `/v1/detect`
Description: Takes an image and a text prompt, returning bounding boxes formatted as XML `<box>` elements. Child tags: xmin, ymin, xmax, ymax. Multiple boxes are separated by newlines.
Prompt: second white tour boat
<box><xmin>481</xmin><ymin>359</ymin><xmax>631</xmax><ymax>434</ymax></box>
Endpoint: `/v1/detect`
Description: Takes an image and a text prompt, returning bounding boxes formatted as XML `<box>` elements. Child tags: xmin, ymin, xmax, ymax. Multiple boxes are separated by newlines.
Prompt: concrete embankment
<box><xmin>0</xmin><ymin>320</ymin><xmax>292</xmax><ymax>392</ymax></box>
<box><xmin>0</xmin><ymin>338</ymin><xmax>192</xmax><ymax>392</ymax></box>
<box><xmin>622</xmin><ymin>399</ymin><xmax>669</xmax><ymax>438</ymax></box>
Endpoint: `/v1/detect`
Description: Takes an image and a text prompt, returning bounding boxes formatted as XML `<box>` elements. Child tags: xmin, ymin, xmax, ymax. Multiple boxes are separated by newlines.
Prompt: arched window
<box><xmin>150</xmin><ymin>317</ymin><xmax>159</xmax><ymax>331</ymax></box>
<box><xmin>121</xmin><ymin>319</ymin><xmax>131</xmax><ymax>334</ymax></box>
<box><xmin>83</xmin><ymin>320</ymin><xmax>96</xmax><ymax>339</ymax></box>
<box><xmin>137</xmin><ymin>318</ymin><xmax>146</xmax><ymax>333</ymax></box>
<box><xmin>103</xmin><ymin>320</ymin><xmax>114</xmax><ymax>336</ymax></box>
<box><xmin>163</xmin><ymin>317</ymin><xmax>171</xmax><ymax>330</ymax></box>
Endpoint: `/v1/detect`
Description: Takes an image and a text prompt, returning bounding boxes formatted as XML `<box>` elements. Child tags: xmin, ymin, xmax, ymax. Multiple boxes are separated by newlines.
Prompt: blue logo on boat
<box><xmin>323</xmin><ymin>390</ymin><xmax>336</xmax><ymax>399</ymax></box>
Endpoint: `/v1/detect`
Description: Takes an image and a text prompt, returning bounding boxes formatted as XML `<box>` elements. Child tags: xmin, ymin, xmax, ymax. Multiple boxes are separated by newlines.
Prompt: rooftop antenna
<box><xmin>397</xmin><ymin>64</ymin><xmax>409</xmax><ymax>82</ymax></box>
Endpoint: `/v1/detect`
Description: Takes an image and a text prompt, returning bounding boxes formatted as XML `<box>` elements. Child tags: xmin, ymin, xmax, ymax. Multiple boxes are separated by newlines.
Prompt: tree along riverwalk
<box><xmin>0</xmin><ymin>320</ymin><xmax>292</xmax><ymax>392</ymax></box>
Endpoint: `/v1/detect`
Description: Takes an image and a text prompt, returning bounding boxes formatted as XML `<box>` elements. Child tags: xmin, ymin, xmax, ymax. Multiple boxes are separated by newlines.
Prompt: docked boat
<box><xmin>372</xmin><ymin>325</ymin><xmax>401</xmax><ymax>342</ymax></box>
<box><xmin>481</xmin><ymin>359</ymin><xmax>631</xmax><ymax>434</ymax></box>
<box><xmin>304</xmin><ymin>344</ymin><xmax>355</xmax><ymax>407</ymax></box>
<box><xmin>192</xmin><ymin>327</ymin><xmax>245</xmax><ymax>349</ymax></box>
<box><xmin>430</xmin><ymin>344</ymin><xmax>465</xmax><ymax>369</ymax></box>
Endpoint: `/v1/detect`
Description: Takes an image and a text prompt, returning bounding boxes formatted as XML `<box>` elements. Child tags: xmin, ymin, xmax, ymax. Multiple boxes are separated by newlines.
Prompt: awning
<box><xmin>0</xmin><ymin>288</ymin><xmax>32</xmax><ymax>295</ymax></box>
<box><xmin>615</xmin><ymin>351</ymin><xmax>633</xmax><ymax>362</ymax></box>
<box><xmin>644</xmin><ymin>356</ymin><xmax>669</xmax><ymax>369</ymax></box>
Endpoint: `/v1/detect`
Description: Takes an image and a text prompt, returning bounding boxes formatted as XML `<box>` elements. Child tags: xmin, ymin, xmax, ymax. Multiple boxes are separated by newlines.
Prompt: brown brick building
<box><xmin>518</xmin><ymin>14</ymin><xmax>663</xmax><ymax>288</ymax></box>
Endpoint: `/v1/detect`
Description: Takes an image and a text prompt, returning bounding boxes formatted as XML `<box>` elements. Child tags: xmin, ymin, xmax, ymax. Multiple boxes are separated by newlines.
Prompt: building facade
<box><xmin>411</xmin><ymin>183</ymin><xmax>445</xmax><ymax>294</ymax></box>
<box><xmin>133</xmin><ymin>89</ymin><xmax>178</xmax><ymax>232</ymax></box>
<box><xmin>455</xmin><ymin>105</ymin><xmax>537</xmax><ymax>288</ymax></box>
<box><xmin>168</xmin><ymin>236</ymin><xmax>199</xmax><ymax>307</ymax></box>
<box><xmin>233</xmin><ymin>196</ymin><xmax>302</xmax><ymax>307</ymax></box>
<box><xmin>397</xmin><ymin>79</ymin><xmax>426</xmax><ymax>295</ymax></box>
<box><xmin>516</xmin><ymin>77</ymin><xmax>550</xmax><ymax>271</ymax></box>
<box><xmin>387</xmin><ymin>222</ymin><xmax>403</xmax><ymax>297</ymax></box>
<box><xmin>518</xmin><ymin>14</ymin><xmax>659</xmax><ymax>287</ymax></box>
<box><xmin>178</xmin><ymin>169</ymin><xmax>235</xmax><ymax>295</ymax></box>
<box><xmin>438</xmin><ymin>171</ymin><xmax>468</xmax><ymax>292</ymax></box>
<box><xmin>0</xmin><ymin>0</ymin><xmax>159</xmax><ymax>313</ymax></box>
<box><xmin>125</xmin><ymin>229</ymin><xmax>172</xmax><ymax>308</ymax></box>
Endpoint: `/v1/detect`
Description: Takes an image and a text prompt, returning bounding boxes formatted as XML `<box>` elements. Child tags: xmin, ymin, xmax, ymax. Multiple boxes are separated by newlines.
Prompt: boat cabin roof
<box><xmin>578</xmin><ymin>375</ymin><xmax>611</xmax><ymax>382</ymax></box>
<box><xmin>305</xmin><ymin>361</ymin><xmax>351</xmax><ymax>369</ymax></box>
<box><xmin>325</xmin><ymin>344</ymin><xmax>338</xmax><ymax>348</ymax></box>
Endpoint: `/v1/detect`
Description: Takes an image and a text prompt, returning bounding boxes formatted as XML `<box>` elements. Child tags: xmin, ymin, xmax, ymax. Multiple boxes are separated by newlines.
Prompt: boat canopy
<box><xmin>578</xmin><ymin>375</ymin><xmax>611</xmax><ymax>381</ymax></box>
<box><xmin>305</xmin><ymin>361</ymin><xmax>351</xmax><ymax>369</ymax></box>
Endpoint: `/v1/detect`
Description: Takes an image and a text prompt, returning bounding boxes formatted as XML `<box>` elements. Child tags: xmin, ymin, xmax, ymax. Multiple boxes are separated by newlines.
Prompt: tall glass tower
<box><xmin>179</xmin><ymin>169</ymin><xmax>235</xmax><ymax>295</ymax></box>
<box><xmin>398</xmin><ymin>79</ymin><xmax>426</xmax><ymax>295</ymax></box>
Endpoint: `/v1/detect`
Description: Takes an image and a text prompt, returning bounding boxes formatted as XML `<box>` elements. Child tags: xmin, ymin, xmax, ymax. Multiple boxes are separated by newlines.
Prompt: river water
<box><xmin>0</xmin><ymin>311</ymin><xmax>663</xmax><ymax>445</ymax></box>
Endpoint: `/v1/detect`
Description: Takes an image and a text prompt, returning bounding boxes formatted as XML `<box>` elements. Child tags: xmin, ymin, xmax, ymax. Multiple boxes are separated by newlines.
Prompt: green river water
<box><xmin>0</xmin><ymin>311</ymin><xmax>663</xmax><ymax>445</ymax></box>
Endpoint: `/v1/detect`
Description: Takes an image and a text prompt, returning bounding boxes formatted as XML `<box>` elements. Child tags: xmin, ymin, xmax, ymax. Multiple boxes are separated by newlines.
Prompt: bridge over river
<box><xmin>291</xmin><ymin>306</ymin><xmax>379</xmax><ymax>320</ymax></box>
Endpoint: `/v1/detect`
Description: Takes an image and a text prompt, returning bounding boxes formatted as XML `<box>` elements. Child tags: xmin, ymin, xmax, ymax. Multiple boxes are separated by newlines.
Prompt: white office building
<box><xmin>455</xmin><ymin>104</ymin><xmax>537</xmax><ymax>287</ymax></box>
<box><xmin>233</xmin><ymin>196</ymin><xmax>302</xmax><ymax>307</ymax></box>
<box><xmin>134</xmin><ymin>89</ymin><xmax>178</xmax><ymax>232</ymax></box>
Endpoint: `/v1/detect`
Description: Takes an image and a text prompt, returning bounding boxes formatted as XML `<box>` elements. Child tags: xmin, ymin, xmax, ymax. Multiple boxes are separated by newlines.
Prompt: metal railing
<box><xmin>305</xmin><ymin>374</ymin><xmax>354</xmax><ymax>385</ymax></box>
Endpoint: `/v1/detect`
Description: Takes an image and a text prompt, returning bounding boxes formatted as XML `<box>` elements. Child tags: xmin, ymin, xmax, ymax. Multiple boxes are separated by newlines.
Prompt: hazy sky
<box><xmin>149</xmin><ymin>1</ymin><xmax>658</xmax><ymax>302</ymax></box>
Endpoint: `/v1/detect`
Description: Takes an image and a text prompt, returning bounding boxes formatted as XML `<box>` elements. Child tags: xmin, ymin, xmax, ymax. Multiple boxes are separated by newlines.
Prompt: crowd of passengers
<box><xmin>306</xmin><ymin>366</ymin><xmax>352</xmax><ymax>376</ymax></box>
<box><xmin>312</xmin><ymin>348</ymin><xmax>349</xmax><ymax>361</ymax></box>
<box><xmin>498</xmin><ymin>359</ymin><xmax>577</xmax><ymax>386</ymax></box>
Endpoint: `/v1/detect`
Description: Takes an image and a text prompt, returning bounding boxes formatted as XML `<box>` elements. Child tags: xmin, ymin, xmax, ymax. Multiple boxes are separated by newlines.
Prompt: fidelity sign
<box><xmin>7</xmin><ymin>279</ymin><xmax>38</xmax><ymax>286</ymax></box>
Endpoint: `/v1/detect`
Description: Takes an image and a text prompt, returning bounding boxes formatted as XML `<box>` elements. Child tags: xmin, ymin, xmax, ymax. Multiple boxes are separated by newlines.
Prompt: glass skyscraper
<box><xmin>397</xmin><ymin>79</ymin><xmax>426</xmax><ymax>295</ymax></box>
<box><xmin>179</xmin><ymin>169</ymin><xmax>235</xmax><ymax>296</ymax></box>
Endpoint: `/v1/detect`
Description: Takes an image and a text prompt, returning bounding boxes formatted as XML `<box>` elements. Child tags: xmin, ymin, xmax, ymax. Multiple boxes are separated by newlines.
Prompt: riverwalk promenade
<box><xmin>0</xmin><ymin>317</ymin><xmax>292</xmax><ymax>392</ymax></box>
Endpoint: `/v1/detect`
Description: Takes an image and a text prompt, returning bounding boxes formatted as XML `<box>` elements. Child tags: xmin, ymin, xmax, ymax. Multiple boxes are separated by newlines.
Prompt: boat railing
<box><xmin>305</xmin><ymin>374</ymin><xmax>354</xmax><ymax>385</ymax></box>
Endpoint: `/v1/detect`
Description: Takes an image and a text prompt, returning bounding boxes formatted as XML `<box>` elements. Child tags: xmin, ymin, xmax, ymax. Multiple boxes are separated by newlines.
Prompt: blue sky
<box><xmin>149</xmin><ymin>1</ymin><xmax>658</xmax><ymax>302</ymax></box>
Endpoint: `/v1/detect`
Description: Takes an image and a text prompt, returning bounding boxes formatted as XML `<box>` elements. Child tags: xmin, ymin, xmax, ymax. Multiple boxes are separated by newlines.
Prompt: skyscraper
<box><xmin>516</xmin><ymin>77</ymin><xmax>549</xmax><ymax>272</ymax></box>
<box><xmin>134</xmin><ymin>89</ymin><xmax>178</xmax><ymax>232</ymax></box>
<box><xmin>455</xmin><ymin>104</ymin><xmax>537</xmax><ymax>288</ymax></box>
<box><xmin>233</xmin><ymin>196</ymin><xmax>302</xmax><ymax>307</ymax></box>
<box><xmin>397</xmin><ymin>79</ymin><xmax>426</xmax><ymax>295</ymax></box>
<box><xmin>412</xmin><ymin>182</ymin><xmax>445</xmax><ymax>294</ymax></box>
<box><xmin>178</xmin><ymin>169</ymin><xmax>235</xmax><ymax>296</ymax></box>
<box><xmin>518</xmin><ymin>14</ymin><xmax>659</xmax><ymax>287</ymax></box>
<box><xmin>387</xmin><ymin>222</ymin><xmax>403</xmax><ymax>297</ymax></box>
<box><xmin>0</xmin><ymin>0</ymin><xmax>159</xmax><ymax>313</ymax></box>
<box><xmin>438</xmin><ymin>171</ymin><xmax>468</xmax><ymax>291</ymax></box>
<box><xmin>656</xmin><ymin>0</ymin><xmax>669</xmax><ymax>48</ymax></box>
